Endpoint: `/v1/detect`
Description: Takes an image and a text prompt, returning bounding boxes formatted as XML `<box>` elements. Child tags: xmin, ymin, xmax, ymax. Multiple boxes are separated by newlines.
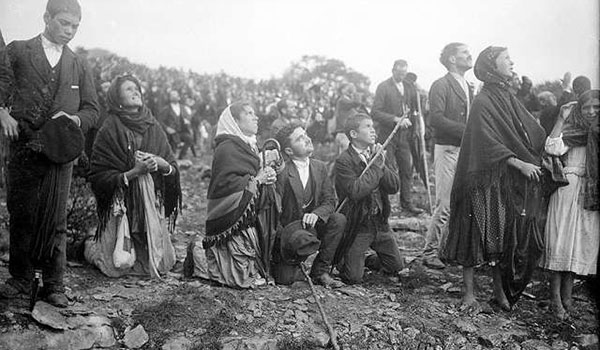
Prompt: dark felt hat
<box><xmin>39</xmin><ymin>115</ymin><xmax>84</xmax><ymax>164</ymax></box>
<box><xmin>279</xmin><ymin>220</ymin><xmax>320</xmax><ymax>265</ymax></box>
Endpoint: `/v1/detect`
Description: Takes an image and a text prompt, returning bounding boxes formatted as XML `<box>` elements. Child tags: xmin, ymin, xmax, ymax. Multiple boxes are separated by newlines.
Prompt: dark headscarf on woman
<box><xmin>441</xmin><ymin>46</ymin><xmax>548</xmax><ymax>306</ymax></box>
<box><xmin>562</xmin><ymin>89</ymin><xmax>599</xmax><ymax>210</ymax></box>
<box><xmin>105</xmin><ymin>75</ymin><xmax>155</xmax><ymax>135</ymax></box>
<box><xmin>90</xmin><ymin>75</ymin><xmax>181</xmax><ymax>237</ymax></box>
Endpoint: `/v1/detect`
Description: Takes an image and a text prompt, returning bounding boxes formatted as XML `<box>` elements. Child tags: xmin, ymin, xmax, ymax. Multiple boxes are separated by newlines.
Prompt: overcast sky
<box><xmin>1</xmin><ymin>0</ymin><xmax>598</xmax><ymax>91</ymax></box>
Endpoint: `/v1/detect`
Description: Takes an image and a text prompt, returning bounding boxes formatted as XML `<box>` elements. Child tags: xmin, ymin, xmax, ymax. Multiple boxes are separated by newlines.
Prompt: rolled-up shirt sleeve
<box><xmin>545</xmin><ymin>134</ymin><xmax>569</xmax><ymax>156</ymax></box>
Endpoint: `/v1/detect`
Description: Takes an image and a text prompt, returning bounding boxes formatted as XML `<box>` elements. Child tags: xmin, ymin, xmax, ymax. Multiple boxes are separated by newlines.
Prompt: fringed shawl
<box><xmin>202</xmin><ymin>134</ymin><xmax>261</xmax><ymax>248</ymax></box>
<box><xmin>445</xmin><ymin>46</ymin><xmax>548</xmax><ymax>306</ymax></box>
<box><xmin>89</xmin><ymin>113</ymin><xmax>181</xmax><ymax>238</ymax></box>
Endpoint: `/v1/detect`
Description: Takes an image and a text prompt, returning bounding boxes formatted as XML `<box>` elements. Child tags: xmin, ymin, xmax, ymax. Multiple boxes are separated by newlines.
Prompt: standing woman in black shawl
<box><xmin>202</xmin><ymin>101</ymin><xmax>277</xmax><ymax>289</ymax></box>
<box><xmin>541</xmin><ymin>90</ymin><xmax>599</xmax><ymax>320</ymax></box>
<box><xmin>85</xmin><ymin>75</ymin><xmax>181</xmax><ymax>278</ymax></box>
<box><xmin>440</xmin><ymin>47</ymin><xmax>547</xmax><ymax>310</ymax></box>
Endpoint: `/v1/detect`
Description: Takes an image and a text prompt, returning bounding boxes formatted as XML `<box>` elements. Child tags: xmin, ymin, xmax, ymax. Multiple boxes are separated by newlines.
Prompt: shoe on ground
<box><xmin>423</xmin><ymin>257</ymin><xmax>446</xmax><ymax>269</ymax></box>
<box><xmin>44</xmin><ymin>292</ymin><xmax>68</xmax><ymax>308</ymax></box>
<box><xmin>314</xmin><ymin>273</ymin><xmax>345</xmax><ymax>289</ymax></box>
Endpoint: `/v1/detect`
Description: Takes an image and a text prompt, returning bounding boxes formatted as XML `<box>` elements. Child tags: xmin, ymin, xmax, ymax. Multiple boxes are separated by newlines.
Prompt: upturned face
<box><xmin>236</xmin><ymin>105</ymin><xmax>258</xmax><ymax>136</ymax></box>
<box><xmin>352</xmin><ymin>118</ymin><xmax>377</xmax><ymax>146</ymax></box>
<box><xmin>44</xmin><ymin>11</ymin><xmax>80</xmax><ymax>45</ymax></box>
<box><xmin>286</xmin><ymin>127</ymin><xmax>314</xmax><ymax>158</ymax></box>
<box><xmin>494</xmin><ymin>50</ymin><xmax>514</xmax><ymax>78</ymax></box>
<box><xmin>119</xmin><ymin>80</ymin><xmax>143</xmax><ymax>109</ymax></box>
<box><xmin>453</xmin><ymin>45</ymin><xmax>473</xmax><ymax>71</ymax></box>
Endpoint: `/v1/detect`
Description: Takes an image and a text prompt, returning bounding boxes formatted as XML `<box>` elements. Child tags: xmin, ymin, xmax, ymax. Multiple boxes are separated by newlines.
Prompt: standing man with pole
<box><xmin>0</xmin><ymin>0</ymin><xmax>99</xmax><ymax>307</ymax></box>
<box><xmin>372</xmin><ymin>59</ymin><xmax>424</xmax><ymax>215</ymax></box>
<box><xmin>422</xmin><ymin>43</ymin><xmax>473</xmax><ymax>270</ymax></box>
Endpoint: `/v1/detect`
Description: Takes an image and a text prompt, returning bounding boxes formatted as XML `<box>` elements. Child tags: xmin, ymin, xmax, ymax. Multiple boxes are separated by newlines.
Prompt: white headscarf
<box><xmin>215</xmin><ymin>105</ymin><xmax>258</xmax><ymax>153</ymax></box>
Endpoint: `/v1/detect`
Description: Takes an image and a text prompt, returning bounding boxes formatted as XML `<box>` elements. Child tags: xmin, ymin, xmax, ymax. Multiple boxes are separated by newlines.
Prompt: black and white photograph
<box><xmin>0</xmin><ymin>0</ymin><xmax>598</xmax><ymax>349</ymax></box>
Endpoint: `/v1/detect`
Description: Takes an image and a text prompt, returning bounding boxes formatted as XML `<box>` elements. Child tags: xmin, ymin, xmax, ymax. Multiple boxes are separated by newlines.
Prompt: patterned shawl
<box><xmin>203</xmin><ymin>107</ymin><xmax>261</xmax><ymax>248</ymax></box>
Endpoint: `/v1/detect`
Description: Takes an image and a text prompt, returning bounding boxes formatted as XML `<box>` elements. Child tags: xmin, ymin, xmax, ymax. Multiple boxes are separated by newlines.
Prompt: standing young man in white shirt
<box><xmin>422</xmin><ymin>42</ymin><xmax>473</xmax><ymax>269</ymax></box>
<box><xmin>0</xmin><ymin>0</ymin><xmax>99</xmax><ymax>307</ymax></box>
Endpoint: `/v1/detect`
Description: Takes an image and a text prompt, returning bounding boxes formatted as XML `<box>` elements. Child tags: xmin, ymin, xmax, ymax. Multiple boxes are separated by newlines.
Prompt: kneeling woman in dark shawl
<box><xmin>440</xmin><ymin>47</ymin><xmax>547</xmax><ymax>310</ymax></box>
<box><xmin>203</xmin><ymin>101</ymin><xmax>277</xmax><ymax>289</ymax></box>
<box><xmin>85</xmin><ymin>75</ymin><xmax>181</xmax><ymax>278</ymax></box>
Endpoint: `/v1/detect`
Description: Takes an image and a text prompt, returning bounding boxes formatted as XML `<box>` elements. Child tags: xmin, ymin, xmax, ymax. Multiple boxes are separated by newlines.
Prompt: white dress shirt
<box><xmin>351</xmin><ymin>144</ymin><xmax>371</xmax><ymax>165</ymax></box>
<box><xmin>450</xmin><ymin>72</ymin><xmax>471</xmax><ymax>117</ymax></box>
<box><xmin>292</xmin><ymin>158</ymin><xmax>310</xmax><ymax>189</ymax></box>
<box><xmin>394</xmin><ymin>79</ymin><xmax>404</xmax><ymax>96</ymax></box>
<box><xmin>41</xmin><ymin>34</ymin><xmax>63</xmax><ymax>68</ymax></box>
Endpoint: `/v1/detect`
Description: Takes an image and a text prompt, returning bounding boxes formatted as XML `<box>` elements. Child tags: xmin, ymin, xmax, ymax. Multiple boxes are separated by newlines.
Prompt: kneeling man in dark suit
<box><xmin>274</xmin><ymin>125</ymin><xmax>346</xmax><ymax>288</ymax></box>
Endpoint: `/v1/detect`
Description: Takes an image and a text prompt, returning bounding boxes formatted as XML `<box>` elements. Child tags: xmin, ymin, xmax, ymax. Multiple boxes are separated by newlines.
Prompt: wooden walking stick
<box><xmin>415</xmin><ymin>91</ymin><xmax>434</xmax><ymax>214</ymax></box>
<box><xmin>300</xmin><ymin>262</ymin><xmax>340</xmax><ymax>350</ymax></box>
<box><xmin>336</xmin><ymin>115</ymin><xmax>405</xmax><ymax>213</ymax></box>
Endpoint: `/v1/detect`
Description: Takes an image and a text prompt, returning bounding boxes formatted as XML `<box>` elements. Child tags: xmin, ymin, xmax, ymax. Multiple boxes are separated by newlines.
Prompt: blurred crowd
<box><xmin>83</xmin><ymin>50</ymin><xmax>374</xmax><ymax>159</ymax></box>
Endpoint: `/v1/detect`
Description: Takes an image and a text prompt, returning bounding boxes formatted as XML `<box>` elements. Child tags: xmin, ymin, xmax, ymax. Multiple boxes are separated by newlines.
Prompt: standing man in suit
<box><xmin>158</xmin><ymin>89</ymin><xmax>195</xmax><ymax>159</ymax></box>
<box><xmin>0</xmin><ymin>0</ymin><xmax>99</xmax><ymax>307</ymax></box>
<box><xmin>274</xmin><ymin>124</ymin><xmax>346</xmax><ymax>287</ymax></box>
<box><xmin>372</xmin><ymin>59</ymin><xmax>423</xmax><ymax>215</ymax></box>
<box><xmin>422</xmin><ymin>43</ymin><xmax>473</xmax><ymax>269</ymax></box>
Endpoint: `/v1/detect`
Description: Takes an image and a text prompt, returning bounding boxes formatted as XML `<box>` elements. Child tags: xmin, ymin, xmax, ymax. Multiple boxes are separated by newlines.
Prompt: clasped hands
<box><xmin>256</xmin><ymin>166</ymin><xmax>277</xmax><ymax>185</ymax></box>
<box><xmin>134</xmin><ymin>150</ymin><xmax>170</xmax><ymax>174</ymax></box>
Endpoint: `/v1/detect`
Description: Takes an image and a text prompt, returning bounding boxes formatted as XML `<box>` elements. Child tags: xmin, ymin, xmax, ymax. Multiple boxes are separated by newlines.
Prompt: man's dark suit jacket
<box><xmin>371</xmin><ymin>77</ymin><xmax>418</xmax><ymax>144</ymax></box>
<box><xmin>334</xmin><ymin>146</ymin><xmax>399</xmax><ymax>230</ymax></box>
<box><xmin>276</xmin><ymin>158</ymin><xmax>336</xmax><ymax>228</ymax></box>
<box><xmin>158</xmin><ymin>103</ymin><xmax>191</xmax><ymax>133</ymax></box>
<box><xmin>0</xmin><ymin>35</ymin><xmax>99</xmax><ymax>135</ymax></box>
<box><xmin>428</xmin><ymin>73</ymin><xmax>474</xmax><ymax>147</ymax></box>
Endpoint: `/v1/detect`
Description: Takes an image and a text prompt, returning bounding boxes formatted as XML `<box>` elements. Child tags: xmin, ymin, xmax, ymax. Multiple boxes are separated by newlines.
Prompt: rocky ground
<box><xmin>0</xmin><ymin>149</ymin><xmax>598</xmax><ymax>350</ymax></box>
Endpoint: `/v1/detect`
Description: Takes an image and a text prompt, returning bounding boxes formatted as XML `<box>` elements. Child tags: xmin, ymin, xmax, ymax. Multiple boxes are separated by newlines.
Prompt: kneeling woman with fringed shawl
<box><xmin>203</xmin><ymin>101</ymin><xmax>277</xmax><ymax>289</ymax></box>
<box><xmin>85</xmin><ymin>75</ymin><xmax>181</xmax><ymax>278</ymax></box>
<box><xmin>541</xmin><ymin>90</ymin><xmax>599</xmax><ymax>320</ymax></box>
<box><xmin>440</xmin><ymin>47</ymin><xmax>548</xmax><ymax>311</ymax></box>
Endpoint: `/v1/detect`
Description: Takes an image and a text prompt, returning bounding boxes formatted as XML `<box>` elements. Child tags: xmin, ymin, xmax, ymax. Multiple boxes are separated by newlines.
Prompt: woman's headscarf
<box><xmin>562</xmin><ymin>89</ymin><xmax>599</xmax><ymax>210</ymax></box>
<box><xmin>106</xmin><ymin>75</ymin><xmax>155</xmax><ymax>134</ymax></box>
<box><xmin>474</xmin><ymin>46</ymin><xmax>510</xmax><ymax>89</ymax></box>
<box><xmin>215</xmin><ymin>105</ymin><xmax>258</xmax><ymax>153</ymax></box>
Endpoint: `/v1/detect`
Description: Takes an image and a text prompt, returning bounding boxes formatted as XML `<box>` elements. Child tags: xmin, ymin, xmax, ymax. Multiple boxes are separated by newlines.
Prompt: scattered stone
<box><xmin>310</xmin><ymin>331</ymin><xmax>330</xmax><ymax>347</ymax></box>
<box><xmin>551</xmin><ymin>340</ymin><xmax>569</xmax><ymax>349</ymax></box>
<box><xmin>221</xmin><ymin>336</ymin><xmax>278</xmax><ymax>350</ymax></box>
<box><xmin>453</xmin><ymin>319</ymin><xmax>477</xmax><ymax>333</ymax></box>
<box><xmin>123</xmin><ymin>325</ymin><xmax>149</xmax><ymax>349</ymax></box>
<box><xmin>575</xmin><ymin>334</ymin><xmax>598</xmax><ymax>347</ymax></box>
<box><xmin>404</xmin><ymin>327</ymin><xmax>420</xmax><ymax>340</ymax></box>
<box><xmin>162</xmin><ymin>336</ymin><xmax>192</xmax><ymax>350</ymax></box>
<box><xmin>439</xmin><ymin>282</ymin><xmax>453</xmax><ymax>292</ymax></box>
<box><xmin>522</xmin><ymin>339</ymin><xmax>553</xmax><ymax>350</ymax></box>
<box><xmin>0</xmin><ymin>330</ymin><xmax>46</xmax><ymax>350</ymax></box>
<box><xmin>92</xmin><ymin>292</ymin><xmax>115</xmax><ymax>302</ymax></box>
<box><xmin>294</xmin><ymin>310</ymin><xmax>309</xmax><ymax>323</ymax></box>
<box><xmin>31</xmin><ymin>301</ymin><xmax>69</xmax><ymax>330</ymax></box>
